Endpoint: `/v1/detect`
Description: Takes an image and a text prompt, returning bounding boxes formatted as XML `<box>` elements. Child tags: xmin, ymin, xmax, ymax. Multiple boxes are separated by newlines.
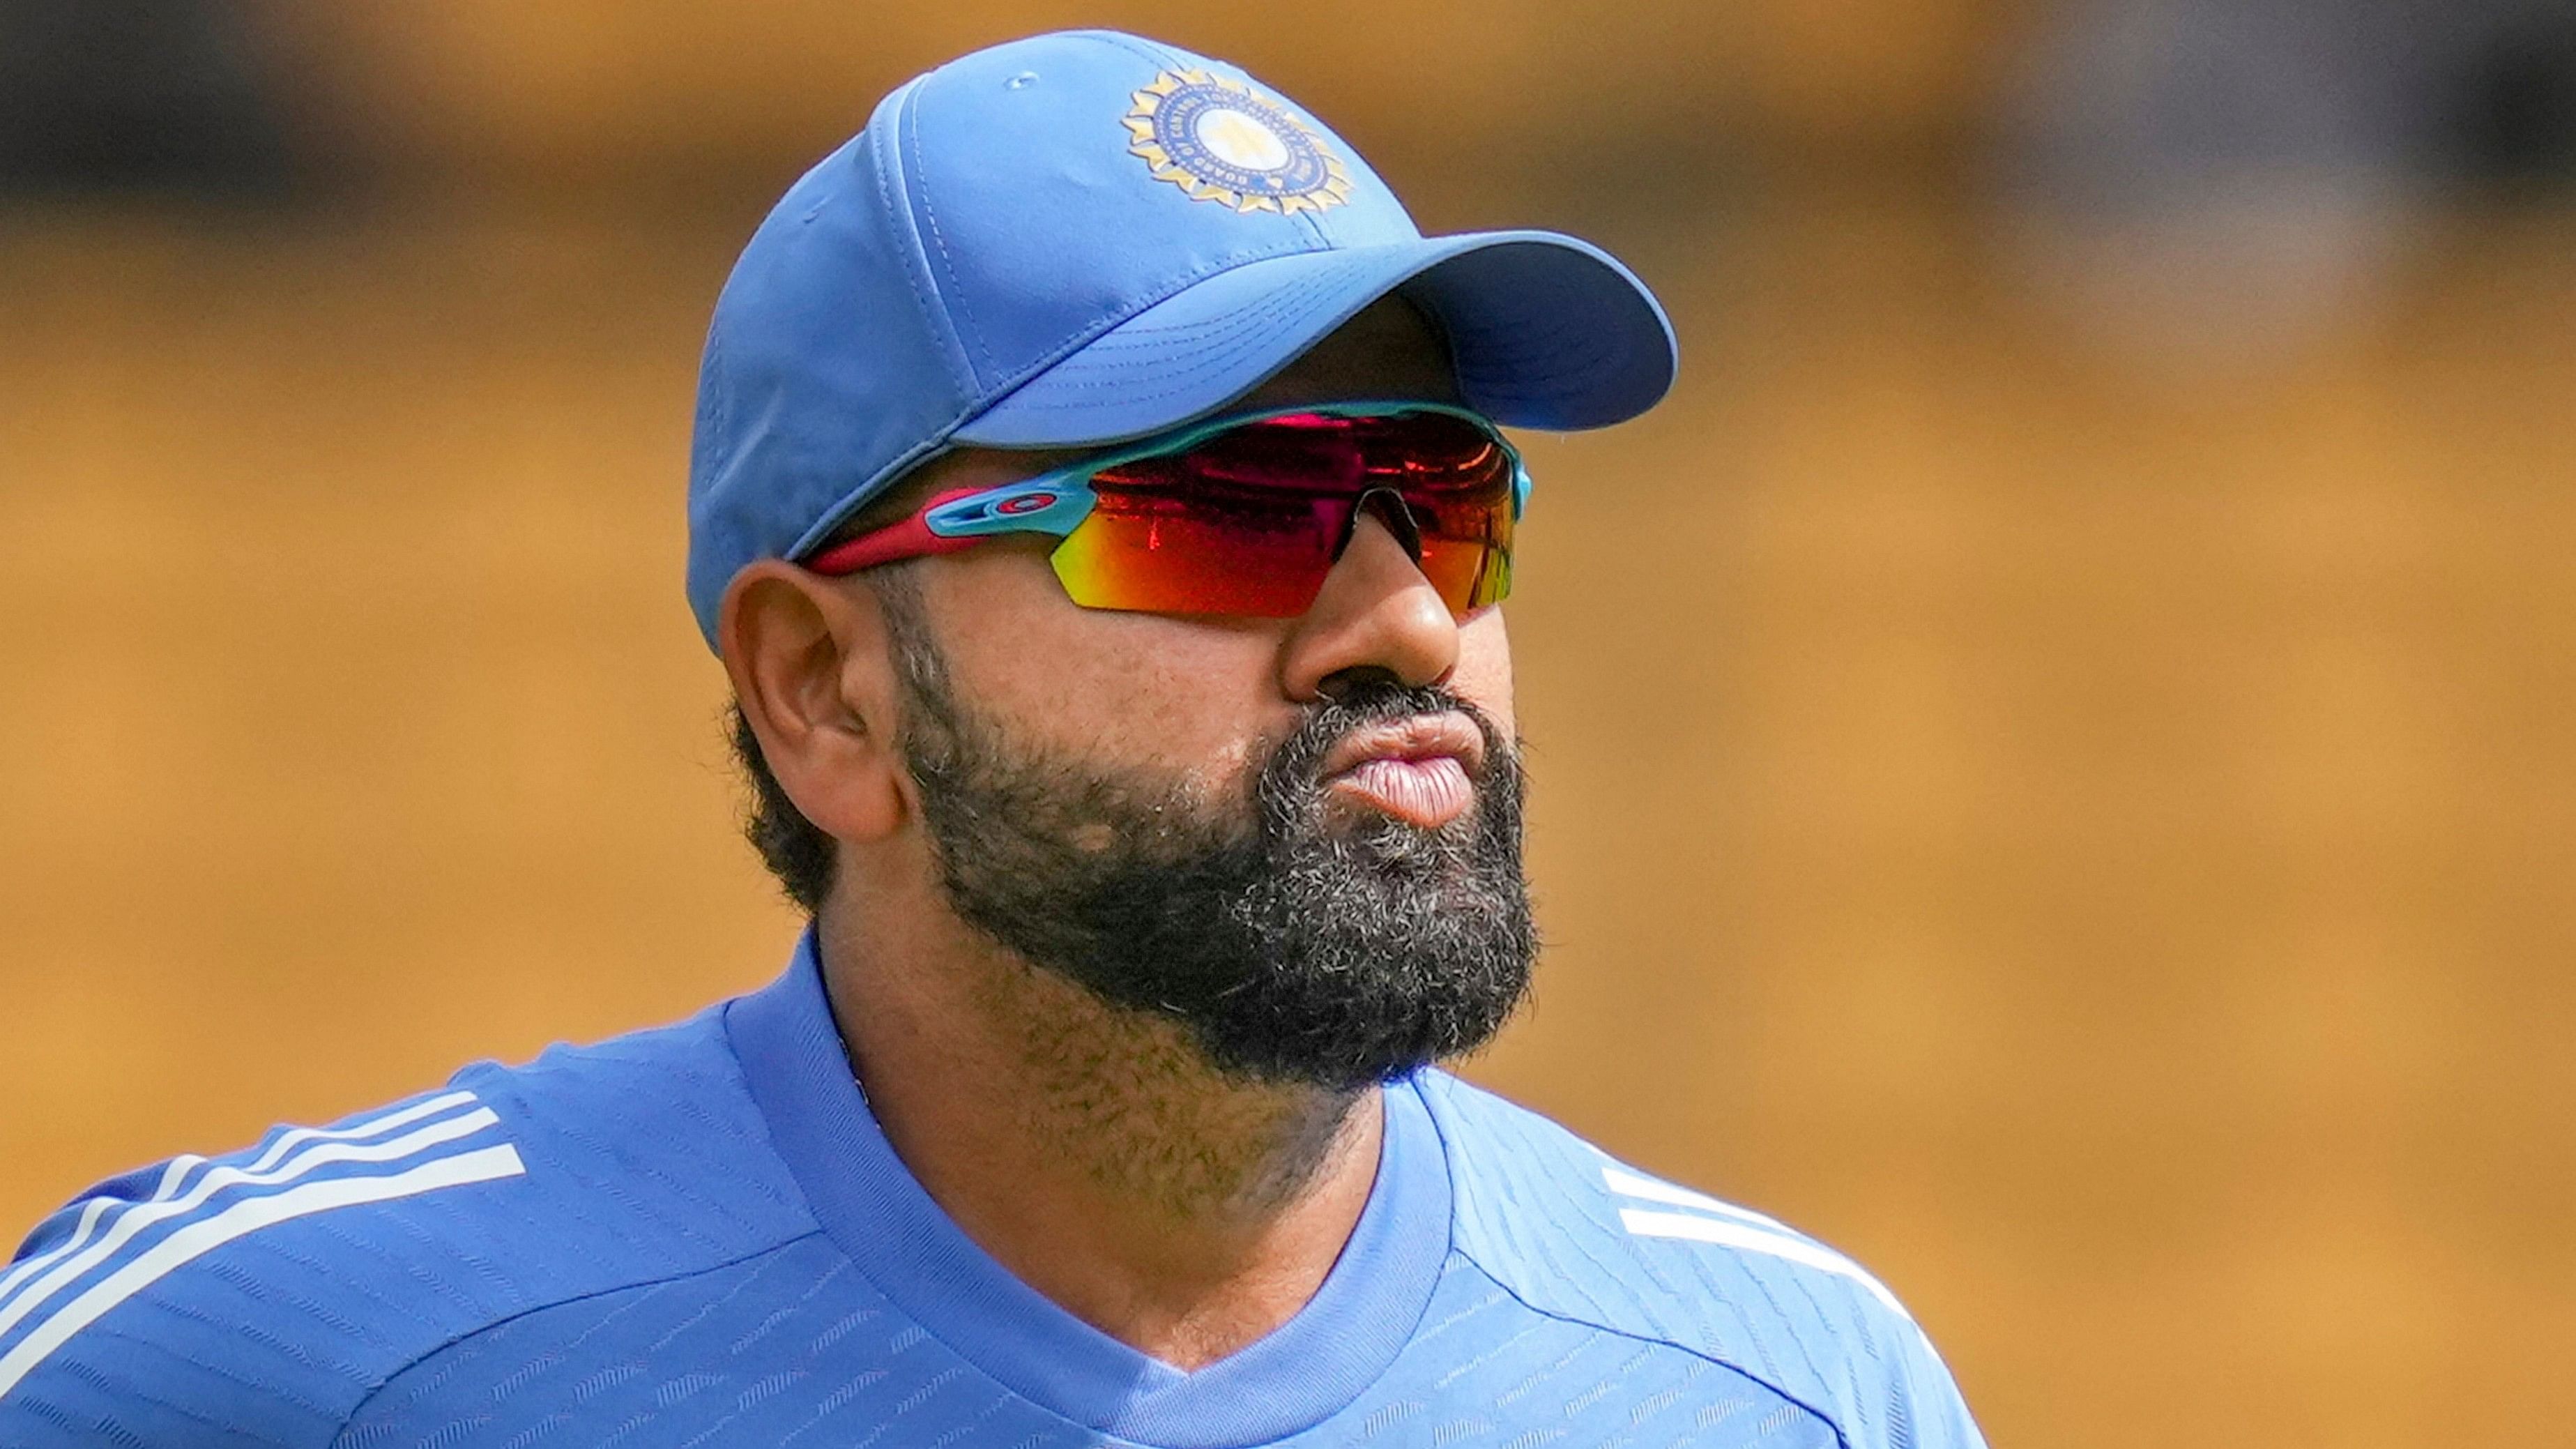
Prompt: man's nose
<box><xmin>1277</xmin><ymin>509</ymin><xmax>1460</xmax><ymax>700</ymax></box>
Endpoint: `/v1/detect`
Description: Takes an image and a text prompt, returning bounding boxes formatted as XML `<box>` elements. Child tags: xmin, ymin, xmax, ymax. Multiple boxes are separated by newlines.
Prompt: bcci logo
<box><xmin>1124</xmin><ymin>70</ymin><xmax>1356</xmax><ymax>215</ymax></box>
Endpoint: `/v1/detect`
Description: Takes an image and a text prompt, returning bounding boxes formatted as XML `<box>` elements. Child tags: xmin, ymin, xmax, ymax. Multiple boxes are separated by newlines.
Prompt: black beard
<box><xmin>886</xmin><ymin>606</ymin><xmax>1536</xmax><ymax>1093</ymax></box>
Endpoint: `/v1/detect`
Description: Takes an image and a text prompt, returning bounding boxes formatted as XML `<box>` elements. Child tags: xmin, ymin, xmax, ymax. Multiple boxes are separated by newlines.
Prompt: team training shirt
<box><xmin>0</xmin><ymin>933</ymin><xmax>1986</xmax><ymax>1447</ymax></box>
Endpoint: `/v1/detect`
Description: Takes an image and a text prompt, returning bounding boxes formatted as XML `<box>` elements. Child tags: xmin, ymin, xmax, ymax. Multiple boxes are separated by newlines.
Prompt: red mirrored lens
<box><xmin>1050</xmin><ymin>411</ymin><xmax>1518</xmax><ymax>616</ymax></box>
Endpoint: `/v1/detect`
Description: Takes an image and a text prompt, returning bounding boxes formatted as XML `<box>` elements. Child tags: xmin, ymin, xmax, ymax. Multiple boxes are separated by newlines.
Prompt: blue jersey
<box><xmin>0</xmin><ymin>934</ymin><xmax>1984</xmax><ymax>1448</ymax></box>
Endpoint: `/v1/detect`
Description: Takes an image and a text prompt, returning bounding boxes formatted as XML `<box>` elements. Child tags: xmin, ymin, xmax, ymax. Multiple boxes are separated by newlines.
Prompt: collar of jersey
<box><xmin>724</xmin><ymin>929</ymin><xmax>1454</xmax><ymax>1448</ymax></box>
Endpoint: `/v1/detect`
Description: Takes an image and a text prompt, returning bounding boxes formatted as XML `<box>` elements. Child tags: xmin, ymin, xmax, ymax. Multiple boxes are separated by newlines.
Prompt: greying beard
<box><xmin>879</xmin><ymin>579</ymin><xmax>1537</xmax><ymax>1093</ymax></box>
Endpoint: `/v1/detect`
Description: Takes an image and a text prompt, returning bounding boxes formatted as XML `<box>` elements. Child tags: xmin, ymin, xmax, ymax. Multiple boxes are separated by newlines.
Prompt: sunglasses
<box><xmin>802</xmin><ymin>401</ymin><xmax>1532</xmax><ymax>619</ymax></box>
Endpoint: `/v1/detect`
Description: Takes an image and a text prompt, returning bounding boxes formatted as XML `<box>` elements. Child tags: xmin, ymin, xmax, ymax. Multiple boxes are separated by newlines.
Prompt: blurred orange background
<box><xmin>4</xmin><ymin>3</ymin><xmax>2573</xmax><ymax>1446</ymax></box>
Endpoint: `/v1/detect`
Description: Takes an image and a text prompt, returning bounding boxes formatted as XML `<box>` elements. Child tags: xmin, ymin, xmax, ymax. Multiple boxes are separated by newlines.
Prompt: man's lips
<box><xmin>1320</xmin><ymin>713</ymin><xmax>1485</xmax><ymax>829</ymax></box>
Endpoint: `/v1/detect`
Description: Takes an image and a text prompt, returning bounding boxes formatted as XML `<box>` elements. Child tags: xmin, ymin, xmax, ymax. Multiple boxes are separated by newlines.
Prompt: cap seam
<box><xmin>1058</xmin><ymin>254</ymin><xmax>1378</xmax><ymax>348</ymax></box>
<box><xmin>780</xmin><ymin>430</ymin><xmax>952</xmax><ymax>567</ymax></box>
<box><xmin>699</xmin><ymin>326</ymin><xmax>730</xmax><ymax>455</ymax></box>
<box><xmin>904</xmin><ymin>92</ymin><xmax>1001</xmax><ymax>384</ymax></box>
<box><xmin>984</xmin><ymin>266</ymin><xmax>1365</xmax><ymax>406</ymax></box>
<box><xmin>869</xmin><ymin>77</ymin><xmax>980</xmax><ymax>401</ymax></box>
<box><xmin>952</xmin><ymin>239</ymin><xmax>1324</xmax><ymax>425</ymax></box>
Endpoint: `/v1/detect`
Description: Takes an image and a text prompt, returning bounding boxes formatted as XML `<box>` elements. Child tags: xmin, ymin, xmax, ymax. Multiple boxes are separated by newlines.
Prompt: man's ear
<box><xmin>717</xmin><ymin>561</ymin><xmax>910</xmax><ymax>844</ymax></box>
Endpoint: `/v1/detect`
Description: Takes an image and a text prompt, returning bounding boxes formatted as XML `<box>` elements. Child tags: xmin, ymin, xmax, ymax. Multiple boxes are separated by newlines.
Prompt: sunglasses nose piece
<box><xmin>1339</xmin><ymin>486</ymin><xmax>1424</xmax><ymax>563</ymax></box>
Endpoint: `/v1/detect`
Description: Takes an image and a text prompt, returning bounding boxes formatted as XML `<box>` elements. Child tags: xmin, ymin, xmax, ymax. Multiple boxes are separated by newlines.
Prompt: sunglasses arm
<box><xmin>802</xmin><ymin>480</ymin><xmax>1097</xmax><ymax>576</ymax></box>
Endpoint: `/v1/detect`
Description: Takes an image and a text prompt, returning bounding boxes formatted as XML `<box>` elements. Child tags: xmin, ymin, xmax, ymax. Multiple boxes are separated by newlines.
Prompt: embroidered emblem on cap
<box><xmin>1123</xmin><ymin>69</ymin><xmax>1355</xmax><ymax>215</ymax></box>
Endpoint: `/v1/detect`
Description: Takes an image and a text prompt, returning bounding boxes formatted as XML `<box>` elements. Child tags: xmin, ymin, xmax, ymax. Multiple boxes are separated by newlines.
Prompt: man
<box><xmin>0</xmin><ymin>31</ymin><xmax>1984</xmax><ymax>1448</ymax></box>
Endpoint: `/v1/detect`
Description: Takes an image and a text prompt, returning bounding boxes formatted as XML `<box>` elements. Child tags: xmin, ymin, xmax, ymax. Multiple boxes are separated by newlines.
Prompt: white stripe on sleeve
<box><xmin>1600</xmin><ymin>1166</ymin><xmax>1797</xmax><ymax>1234</ymax></box>
<box><xmin>0</xmin><ymin>1091</ymin><xmax>480</xmax><ymax>1310</ymax></box>
<box><xmin>0</xmin><ymin>1105</ymin><xmax>501</xmax><ymax>1343</ymax></box>
<box><xmin>1617</xmin><ymin>1208</ymin><xmax>1912</xmax><ymax>1321</ymax></box>
<box><xmin>0</xmin><ymin>1144</ymin><xmax>527</xmax><ymax>1403</ymax></box>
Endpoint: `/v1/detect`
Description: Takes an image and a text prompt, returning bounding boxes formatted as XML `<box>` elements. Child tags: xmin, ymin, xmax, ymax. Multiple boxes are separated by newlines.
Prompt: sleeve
<box><xmin>0</xmin><ymin>1084</ymin><xmax>527</xmax><ymax>1448</ymax></box>
<box><xmin>1889</xmin><ymin>1321</ymin><xmax>1988</xmax><ymax>1449</ymax></box>
<box><xmin>0</xmin><ymin>1160</ymin><xmax>344</xmax><ymax>1448</ymax></box>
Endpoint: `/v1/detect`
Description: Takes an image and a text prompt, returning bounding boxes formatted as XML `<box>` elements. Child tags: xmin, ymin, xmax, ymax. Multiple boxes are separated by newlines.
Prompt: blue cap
<box><xmin>685</xmin><ymin>29</ymin><xmax>1678</xmax><ymax>647</ymax></box>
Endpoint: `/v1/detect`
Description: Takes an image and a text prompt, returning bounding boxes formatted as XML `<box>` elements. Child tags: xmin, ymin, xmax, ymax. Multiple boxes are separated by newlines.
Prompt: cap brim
<box><xmin>950</xmin><ymin>230</ymin><xmax>1677</xmax><ymax>448</ymax></box>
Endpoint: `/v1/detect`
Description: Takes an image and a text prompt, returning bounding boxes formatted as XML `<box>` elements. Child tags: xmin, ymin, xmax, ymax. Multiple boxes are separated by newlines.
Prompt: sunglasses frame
<box><xmin>801</xmin><ymin>400</ymin><xmax>1532</xmax><ymax>585</ymax></box>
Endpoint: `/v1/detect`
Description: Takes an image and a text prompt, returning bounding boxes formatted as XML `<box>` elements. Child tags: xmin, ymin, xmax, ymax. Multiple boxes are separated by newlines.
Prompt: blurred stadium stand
<box><xmin>0</xmin><ymin>0</ymin><xmax>307</xmax><ymax>197</ymax></box>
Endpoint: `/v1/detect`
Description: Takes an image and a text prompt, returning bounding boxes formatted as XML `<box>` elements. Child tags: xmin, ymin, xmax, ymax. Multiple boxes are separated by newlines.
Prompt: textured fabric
<box><xmin>0</xmin><ymin>935</ymin><xmax>1984</xmax><ymax>1448</ymax></box>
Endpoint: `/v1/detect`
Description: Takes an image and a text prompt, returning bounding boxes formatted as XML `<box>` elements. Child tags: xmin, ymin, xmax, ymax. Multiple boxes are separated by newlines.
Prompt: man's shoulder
<box><xmin>1415</xmin><ymin>1070</ymin><xmax>1986</xmax><ymax>1449</ymax></box>
<box><xmin>0</xmin><ymin>999</ymin><xmax>818</xmax><ymax>1447</ymax></box>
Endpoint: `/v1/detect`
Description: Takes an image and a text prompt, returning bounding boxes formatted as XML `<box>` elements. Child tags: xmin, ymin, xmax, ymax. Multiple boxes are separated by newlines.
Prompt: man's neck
<box><xmin>813</xmin><ymin>902</ymin><xmax>1382</xmax><ymax>1370</ymax></box>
